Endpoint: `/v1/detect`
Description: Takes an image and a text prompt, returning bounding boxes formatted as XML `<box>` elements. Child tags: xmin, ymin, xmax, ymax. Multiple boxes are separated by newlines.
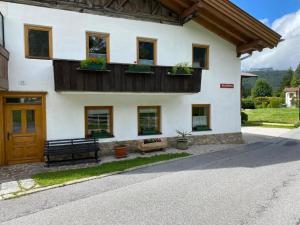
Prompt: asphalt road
<box><xmin>1</xmin><ymin>129</ymin><xmax>300</xmax><ymax>225</ymax></box>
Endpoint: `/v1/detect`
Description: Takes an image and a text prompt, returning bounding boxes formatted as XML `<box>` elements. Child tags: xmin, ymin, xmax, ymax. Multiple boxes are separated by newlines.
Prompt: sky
<box><xmin>231</xmin><ymin>0</ymin><xmax>300</xmax><ymax>71</ymax></box>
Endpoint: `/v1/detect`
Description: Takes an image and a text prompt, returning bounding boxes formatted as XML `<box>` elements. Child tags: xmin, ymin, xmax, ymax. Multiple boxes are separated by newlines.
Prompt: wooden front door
<box><xmin>5</xmin><ymin>104</ymin><xmax>44</xmax><ymax>165</ymax></box>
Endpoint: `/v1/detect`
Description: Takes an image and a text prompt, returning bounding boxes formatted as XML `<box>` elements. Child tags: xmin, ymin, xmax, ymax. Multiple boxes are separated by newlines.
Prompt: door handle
<box><xmin>7</xmin><ymin>132</ymin><xmax>10</xmax><ymax>140</ymax></box>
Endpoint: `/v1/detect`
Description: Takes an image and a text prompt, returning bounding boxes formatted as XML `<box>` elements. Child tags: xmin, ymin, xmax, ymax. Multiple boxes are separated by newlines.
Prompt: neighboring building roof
<box><xmin>2</xmin><ymin>0</ymin><xmax>282</xmax><ymax>56</ymax></box>
<box><xmin>241</xmin><ymin>72</ymin><xmax>258</xmax><ymax>78</ymax></box>
<box><xmin>284</xmin><ymin>87</ymin><xmax>300</xmax><ymax>93</ymax></box>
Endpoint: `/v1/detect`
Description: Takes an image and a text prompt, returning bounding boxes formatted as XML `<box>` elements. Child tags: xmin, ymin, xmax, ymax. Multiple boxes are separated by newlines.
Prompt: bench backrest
<box><xmin>45</xmin><ymin>138</ymin><xmax>98</xmax><ymax>152</ymax></box>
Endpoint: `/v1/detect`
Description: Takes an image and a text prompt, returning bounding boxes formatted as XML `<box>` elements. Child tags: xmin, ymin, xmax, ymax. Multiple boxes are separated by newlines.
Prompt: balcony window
<box><xmin>192</xmin><ymin>105</ymin><xmax>211</xmax><ymax>131</ymax></box>
<box><xmin>85</xmin><ymin>106</ymin><xmax>113</xmax><ymax>139</ymax></box>
<box><xmin>137</xmin><ymin>37</ymin><xmax>157</xmax><ymax>65</ymax></box>
<box><xmin>24</xmin><ymin>25</ymin><xmax>53</xmax><ymax>59</ymax></box>
<box><xmin>193</xmin><ymin>44</ymin><xmax>209</xmax><ymax>69</ymax></box>
<box><xmin>86</xmin><ymin>32</ymin><xmax>110</xmax><ymax>62</ymax></box>
<box><xmin>138</xmin><ymin>106</ymin><xmax>161</xmax><ymax>135</ymax></box>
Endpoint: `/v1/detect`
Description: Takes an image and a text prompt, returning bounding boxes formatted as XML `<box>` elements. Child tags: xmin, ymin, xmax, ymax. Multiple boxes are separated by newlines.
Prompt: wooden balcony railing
<box><xmin>53</xmin><ymin>59</ymin><xmax>202</xmax><ymax>93</ymax></box>
<box><xmin>0</xmin><ymin>45</ymin><xmax>9</xmax><ymax>90</ymax></box>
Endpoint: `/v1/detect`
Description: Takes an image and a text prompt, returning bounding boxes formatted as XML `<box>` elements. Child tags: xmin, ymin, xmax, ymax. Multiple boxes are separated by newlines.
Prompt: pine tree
<box><xmin>280</xmin><ymin>67</ymin><xmax>294</xmax><ymax>90</ymax></box>
<box><xmin>251</xmin><ymin>79</ymin><xmax>273</xmax><ymax>97</ymax></box>
<box><xmin>290</xmin><ymin>75</ymin><xmax>300</xmax><ymax>87</ymax></box>
<box><xmin>295</xmin><ymin>63</ymin><xmax>300</xmax><ymax>78</ymax></box>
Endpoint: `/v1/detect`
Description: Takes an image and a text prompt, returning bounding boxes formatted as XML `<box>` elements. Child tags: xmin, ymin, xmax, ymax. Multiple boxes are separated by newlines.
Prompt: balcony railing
<box><xmin>53</xmin><ymin>59</ymin><xmax>202</xmax><ymax>93</ymax></box>
<box><xmin>0</xmin><ymin>45</ymin><xmax>9</xmax><ymax>91</ymax></box>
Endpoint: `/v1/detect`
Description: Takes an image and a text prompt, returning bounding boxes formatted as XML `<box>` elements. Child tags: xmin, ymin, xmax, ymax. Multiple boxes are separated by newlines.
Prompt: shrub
<box><xmin>80</xmin><ymin>57</ymin><xmax>106</xmax><ymax>70</ymax></box>
<box><xmin>171</xmin><ymin>63</ymin><xmax>193</xmax><ymax>75</ymax></box>
<box><xmin>254</xmin><ymin>97</ymin><xmax>284</xmax><ymax>109</ymax></box>
<box><xmin>269</xmin><ymin>97</ymin><xmax>284</xmax><ymax>108</ymax></box>
<box><xmin>251</xmin><ymin>79</ymin><xmax>273</xmax><ymax>97</ymax></box>
<box><xmin>241</xmin><ymin>98</ymin><xmax>255</xmax><ymax>109</ymax></box>
<box><xmin>241</xmin><ymin>112</ymin><xmax>248</xmax><ymax>124</ymax></box>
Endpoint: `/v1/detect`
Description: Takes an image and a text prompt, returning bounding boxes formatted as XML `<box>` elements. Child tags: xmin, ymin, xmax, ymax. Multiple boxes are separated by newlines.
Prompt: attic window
<box><xmin>24</xmin><ymin>24</ymin><xmax>53</xmax><ymax>59</ymax></box>
<box><xmin>193</xmin><ymin>44</ymin><xmax>209</xmax><ymax>70</ymax></box>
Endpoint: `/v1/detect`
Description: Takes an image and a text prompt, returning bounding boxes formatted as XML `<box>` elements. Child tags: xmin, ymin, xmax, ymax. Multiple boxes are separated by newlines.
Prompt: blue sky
<box><xmin>232</xmin><ymin>0</ymin><xmax>300</xmax><ymax>24</ymax></box>
<box><xmin>231</xmin><ymin>0</ymin><xmax>300</xmax><ymax>70</ymax></box>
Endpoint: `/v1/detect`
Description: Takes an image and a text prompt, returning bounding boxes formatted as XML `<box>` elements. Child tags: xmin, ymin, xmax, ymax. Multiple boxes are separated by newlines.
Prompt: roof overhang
<box><xmin>160</xmin><ymin>0</ymin><xmax>282</xmax><ymax>56</ymax></box>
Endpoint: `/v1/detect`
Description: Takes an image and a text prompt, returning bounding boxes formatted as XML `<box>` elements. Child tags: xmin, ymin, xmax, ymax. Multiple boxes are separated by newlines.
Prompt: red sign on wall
<box><xmin>220</xmin><ymin>83</ymin><xmax>234</xmax><ymax>89</ymax></box>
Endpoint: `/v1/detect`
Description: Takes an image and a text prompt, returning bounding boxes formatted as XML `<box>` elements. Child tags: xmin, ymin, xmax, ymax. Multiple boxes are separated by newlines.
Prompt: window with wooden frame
<box><xmin>24</xmin><ymin>24</ymin><xmax>53</xmax><ymax>59</ymax></box>
<box><xmin>85</xmin><ymin>106</ymin><xmax>113</xmax><ymax>139</ymax></box>
<box><xmin>86</xmin><ymin>32</ymin><xmax>110</xmax><ymax>62</ymax></box>
<box><xmin>137</xmin><ymin>37</ymin><xmax>157</xmax><ymax>65</ymax></box>
<box><xmin>138</xmin><ymin>106</ymin><xmax>161</xmax><ymax>135</ymax></box>
<box><xmin>192</xmin><ymin>104</ymin><xmax>211</xmax><ymax>131</ymax></box>
<box><xmin>192</xmin><ymin>44</ymin><xmax>209</xmax><ymax>69</ymax></box>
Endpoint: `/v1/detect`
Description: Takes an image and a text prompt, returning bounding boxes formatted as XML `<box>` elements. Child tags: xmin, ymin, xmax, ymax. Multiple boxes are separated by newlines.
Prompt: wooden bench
<box><xmin>45</xmin><ymin>138</ymin><xmax>100</xmax><ymax>166</ymax></box>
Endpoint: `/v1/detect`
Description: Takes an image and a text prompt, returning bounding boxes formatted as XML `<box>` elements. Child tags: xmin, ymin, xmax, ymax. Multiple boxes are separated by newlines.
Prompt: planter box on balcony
<box><xmin>76</xmin><ymin>68</ymin><xmax>111</xmax><ymax>73</ymax></box>
<box><xmin>53</xmin><ymin>60</ymin><xmax>202</xmax><ymax>93</ymax></box>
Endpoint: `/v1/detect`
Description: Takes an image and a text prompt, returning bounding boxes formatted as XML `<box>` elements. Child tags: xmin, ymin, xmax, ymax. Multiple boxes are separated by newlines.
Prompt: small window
<box><xmin>85</xmin><ymin>106</ymin><xmax>113</xmax><ymax>139</ymax></box>
<box><xmin>192</xmin><ymin>105</ymin><xmax>211</xmax><ymax>131</ymax></box>
<box><xmin>193</xmin><ymin>45</ymin><xmax>209</xmax><ymax>69</ymax></box>
<box><xmin>137</xmin><ymin>37</ymin><xmax>157</xmax><ymax>65</ymax></box>
<box><xmin>86</xmin><ymin>32</ymin><xmax>110</xmax><ymax>62</ymax></box>
<box><xmin>5</xmin><ymin>97</ymin><xmax>42</xmax><ymax>104</ymax></box>
<box><xmin>138</xmin><ymin>106</ymin><xmax>161</xmax><ymax>135</ymax></box>
<box><xmin>24</xmin><ymin>25</ymin><xmax>52</xmax><ymax>59</ymax></box>
<box><xmin>0</xmin><ymin>12</ymin><xmax>4</xmax><ymax>47</ymax></box>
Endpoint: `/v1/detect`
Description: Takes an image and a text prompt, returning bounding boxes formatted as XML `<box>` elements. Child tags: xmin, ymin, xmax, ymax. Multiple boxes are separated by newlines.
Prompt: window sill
<box><xmin>138</xmin><ymin>132</ymin><xmax>162</xmax><ymax>136</ymax></box>
<box><xmin>25</xmin><ymin>56</ymin><xmax>52</xmax><ymax>60</ymax></box>
<box><xmin>192</xmin><ymin>129</ymin><xmax>212</xmax><ymax>132</ymax></box>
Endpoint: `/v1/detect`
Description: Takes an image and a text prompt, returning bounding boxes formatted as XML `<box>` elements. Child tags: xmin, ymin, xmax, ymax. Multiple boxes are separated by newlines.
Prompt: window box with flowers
<box><xmin>78</xmin><ymin>58</ymin><xmax>111</xmax><ymax>72</ymax></box>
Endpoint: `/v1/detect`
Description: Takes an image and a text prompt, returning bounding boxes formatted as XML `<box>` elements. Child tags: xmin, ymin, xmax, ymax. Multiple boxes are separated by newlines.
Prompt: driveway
<box><xmin>1</xmin><ymin>129</ymin><xmax>300</xmax><ymax>225</ymax></box>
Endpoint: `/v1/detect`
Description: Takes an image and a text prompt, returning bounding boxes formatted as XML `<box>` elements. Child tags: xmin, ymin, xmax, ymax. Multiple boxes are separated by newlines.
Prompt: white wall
<box><xmin>0</xmin><ymin>2</ymin><xmax>241</xmax><ymax>141</ymax></box>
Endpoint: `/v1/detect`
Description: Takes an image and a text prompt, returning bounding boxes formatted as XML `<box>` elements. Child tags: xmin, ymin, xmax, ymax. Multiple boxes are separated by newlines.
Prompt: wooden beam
<box><xmin>237</xmin><ymin>40</ymin><xmax>265</xmax><ymax>54</ymax></box>
<box><xmin>180</xmin><ymin>1</ymin><xmax>204</xmax><ymax>19</ymax></box>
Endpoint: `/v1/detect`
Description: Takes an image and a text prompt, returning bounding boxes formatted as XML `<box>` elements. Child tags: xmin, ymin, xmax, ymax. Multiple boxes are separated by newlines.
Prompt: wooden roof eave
<box><xmin>161</xmin><ymin>0</ymin><xmax>281</xmax><ymax>56</ymax></box>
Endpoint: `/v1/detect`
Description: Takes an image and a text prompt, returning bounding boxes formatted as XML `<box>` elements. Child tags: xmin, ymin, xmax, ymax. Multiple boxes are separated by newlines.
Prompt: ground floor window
<box><xmin>85</xmin><ymin>106</ymin><xmax>113</xmax><ymax>139</ymax></box>
<box><xmin>138</xmin><ymin>106</ymin><xmax>161</xmax><ymax>135</ymax></box>
<box><xmin>192</xmin><ymin>104</ymin><xmax>211</xmax><ymax>131</ymax></box>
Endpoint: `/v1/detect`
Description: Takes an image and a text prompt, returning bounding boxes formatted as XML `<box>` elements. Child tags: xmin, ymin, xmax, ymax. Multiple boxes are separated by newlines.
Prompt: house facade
<box><xmin>0</xmin><ymin>0</ymin><xmax>281</xmax><ymax>165</ymax></box>
<box><xmin>284</xmin><ymin>87</ymin><xmax>299</xmax><ymax>107</ymax></box>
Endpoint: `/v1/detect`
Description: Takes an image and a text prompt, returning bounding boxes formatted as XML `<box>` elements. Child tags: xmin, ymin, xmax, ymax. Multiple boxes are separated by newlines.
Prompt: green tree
<box><xmin>290</xmin><ymin>75</ymin><xmax>300</xmax><ymax>87</ymax></box>
<box><xmin>280</xmin><ymin>68</ymin><xmax>294</xmax><ymax>90</ymax></box>
<box><xmin>295</xmin><ymin>63</ymin><xmax>300</xmax><ymax>78</ymax></box>
<box><xmin>251</xmin><ymin>79</ymin><xmax>273</xmax><ymax>97</ymax></box>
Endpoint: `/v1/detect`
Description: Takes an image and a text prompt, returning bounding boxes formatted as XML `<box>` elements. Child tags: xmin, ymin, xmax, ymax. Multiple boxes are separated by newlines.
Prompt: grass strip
<box><xmin>33</xmin><ymin>153</ymin><xmax>191</xmax><ymax>187</ymax></box>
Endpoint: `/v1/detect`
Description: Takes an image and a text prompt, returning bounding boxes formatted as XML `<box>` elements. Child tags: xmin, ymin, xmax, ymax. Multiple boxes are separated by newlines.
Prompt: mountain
<box><xmin>242</xmin><ymin>69</ymin><xmax>288</xmax><ymax>96</ymax></box>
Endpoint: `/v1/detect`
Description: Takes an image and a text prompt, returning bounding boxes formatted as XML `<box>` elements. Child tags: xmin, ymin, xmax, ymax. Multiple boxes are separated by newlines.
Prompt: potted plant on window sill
<box><xmin>78</xmin><ymin>58</ymin><xmax>110</xmax><ymax>72</ymax></box>
<box><xmin>114</xmin><ymin>141</ymin><xmax>128</xmax><ymax>159</ymax></box>
<box><xmin>125</xmin><ymin>63</ymin><xmax>154</xmax><ymax>74</ymax></box>
<box><xmin>176</xmin><ymin>130</ymin><xmax>192</xmax><ymax>150</ymax></box>
<box><xmin>168</xmin><ymin>63</ymin><xmax>193</xmax><ymax>76</ymax></box>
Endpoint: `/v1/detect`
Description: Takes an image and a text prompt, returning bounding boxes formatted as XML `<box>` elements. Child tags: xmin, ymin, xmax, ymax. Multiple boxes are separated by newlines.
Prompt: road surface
<box><xmin>1</xmin><ymin>129</ymin><xmax>300</xmax><ymax>225</ymax></box>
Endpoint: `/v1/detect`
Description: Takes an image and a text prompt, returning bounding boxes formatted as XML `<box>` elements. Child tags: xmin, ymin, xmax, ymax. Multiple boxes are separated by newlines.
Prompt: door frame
<box><xmin>0</xmin><ymin>92</ymin><xmax>47</xmax><ymax>166</ymax></box>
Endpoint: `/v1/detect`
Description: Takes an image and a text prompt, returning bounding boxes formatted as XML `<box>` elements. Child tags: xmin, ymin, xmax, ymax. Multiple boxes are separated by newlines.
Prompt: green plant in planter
<box><xmin>171</xmin><ymin>63</ymin><xmax>193</xmax><ymax>75</ymax></box>
<box><xmin>127</xmin><ymin>64</ymin><xmax>152</xmax><ymax>73</ymax></box>
<box><xmin>80</xmin><ymin>57</ymin><xmax>107</xmax><ymax>70</ymax></box>
<box><xmin>176</xmin><ymin>130</ymin><xmax>192</xmax><ymax>150</ymax></box>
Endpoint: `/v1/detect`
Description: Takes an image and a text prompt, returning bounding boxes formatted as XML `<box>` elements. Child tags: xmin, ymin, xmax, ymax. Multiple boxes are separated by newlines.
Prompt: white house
<box><xmin>284</xmin><ymin>87</ymin><xmax>299</xmax><ymax>107</ymax></box>
<box><xmin>0</xmin><ymin>0</ymin><xmax>281</xmax><ymax>165</ymax></box>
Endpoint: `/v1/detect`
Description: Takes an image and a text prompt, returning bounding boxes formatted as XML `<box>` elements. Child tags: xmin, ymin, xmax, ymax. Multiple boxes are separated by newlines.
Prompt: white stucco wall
<box><xmin>0</xmin><ymin>2</ymin><xmax>241</xmax><ymax>141</ymax></box>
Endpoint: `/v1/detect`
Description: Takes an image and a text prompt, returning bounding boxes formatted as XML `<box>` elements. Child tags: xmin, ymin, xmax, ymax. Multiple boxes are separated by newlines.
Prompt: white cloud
<box><xmin>242</xmin><ymin>9</ymin><xmax>300</xmax><ymax>71</ymax></box>
<box><xmin>259</xmin><ymin>18</ymin><xmax>270</xmax><ymax>27</ymax></box>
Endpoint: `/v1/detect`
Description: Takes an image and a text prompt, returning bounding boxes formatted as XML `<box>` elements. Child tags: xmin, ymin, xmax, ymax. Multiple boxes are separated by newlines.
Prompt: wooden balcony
<box><xmin>53</xmin><ymin>59</ymin><xmax>202</xmax><ymax>93</ymax></box>
<box><xmin>0</xmin><ymin>46</ymin><xmax>9</xmax><ymax>91</ymax></box>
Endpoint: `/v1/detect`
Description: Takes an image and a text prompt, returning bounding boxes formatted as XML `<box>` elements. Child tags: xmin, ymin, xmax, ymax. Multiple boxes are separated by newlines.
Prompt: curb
<box><xmin>2</xmin><ymin>154</ymin><xmax>195</xmax><ymax>200</ymax></box>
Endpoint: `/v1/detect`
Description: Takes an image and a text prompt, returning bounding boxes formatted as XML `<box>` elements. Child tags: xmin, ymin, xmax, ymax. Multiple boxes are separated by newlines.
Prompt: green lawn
<box><xmin>33</xmin><ymin>153</ymin><xmax>191</xmax><ymax>187</ymax></box>
<box><xmin>244</xmin><ymin>108</ymin><xmax>300</xmax><ymax>127</ymax></box>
